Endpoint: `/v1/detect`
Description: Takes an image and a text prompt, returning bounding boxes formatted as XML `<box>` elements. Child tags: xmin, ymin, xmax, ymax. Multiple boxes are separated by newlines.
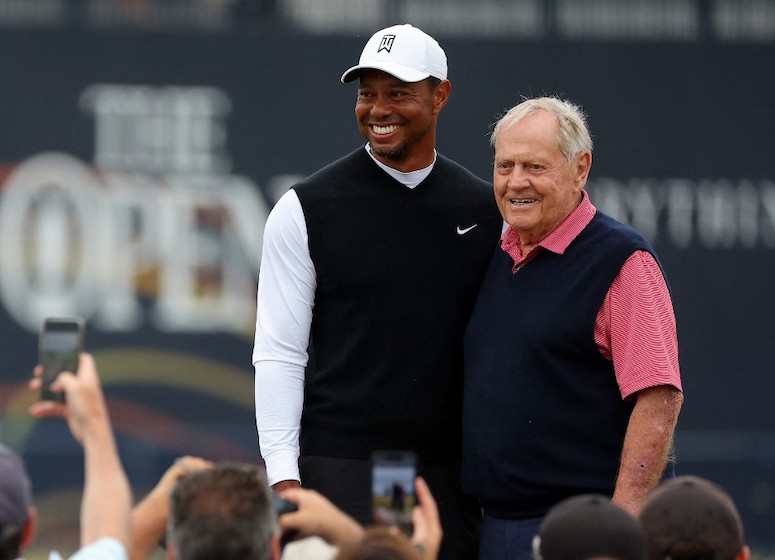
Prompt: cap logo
<box><xmin>377</xmin><ymin>34</ymin><xmax>396</xmax><ymax>53</ymax></box>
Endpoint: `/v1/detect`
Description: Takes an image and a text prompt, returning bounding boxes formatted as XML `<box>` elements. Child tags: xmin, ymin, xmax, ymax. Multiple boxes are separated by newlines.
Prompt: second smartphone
<box><xmin>38</xmin><ymin>317</ymin><xmax>84</xmax><ymax>402</ymax></box>
<box><xmin>370</xmin><ymin>450</ymin><xmax>417</xmax><ymax>535</ymax></box>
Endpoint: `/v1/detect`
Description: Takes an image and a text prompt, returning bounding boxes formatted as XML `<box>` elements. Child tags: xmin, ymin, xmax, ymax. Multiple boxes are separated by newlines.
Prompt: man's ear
<box><xmin>573</xmin><ymin>151</ymin><xmax>592</xmax><ymax>191</ymax></box>
<box><xmin>271</xmin><ymin>533</ymin><xmax>282</xmax><ymax>560</ymax></box>
<box><xmin>432</xmin><ymin>80</ymin><xmax>451</xmax><ymax>115</ymax></box>
<box><xmin>166</xmin><ymin>539</ymin><xmax>177</xmax><ymax>560</ymax></box>
<box><xmin>21</xmin><ymin>506</ymin><xmax>37</xmax><ymax>548</ymax></box>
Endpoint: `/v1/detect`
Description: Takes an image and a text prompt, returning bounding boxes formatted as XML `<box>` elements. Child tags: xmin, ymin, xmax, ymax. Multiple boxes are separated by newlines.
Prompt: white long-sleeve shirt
<box><xmin>252</xmin><ymin>146</ymin><xmax>434</xmax><ymax>485</ymax></box>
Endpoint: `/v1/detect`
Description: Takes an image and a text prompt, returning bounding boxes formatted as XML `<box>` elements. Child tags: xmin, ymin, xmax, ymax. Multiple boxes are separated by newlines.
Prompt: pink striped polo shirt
<box><xmin>500</xmin><ymin>191</ymin><xmax>682</xmax><ymax>399</ymax></box>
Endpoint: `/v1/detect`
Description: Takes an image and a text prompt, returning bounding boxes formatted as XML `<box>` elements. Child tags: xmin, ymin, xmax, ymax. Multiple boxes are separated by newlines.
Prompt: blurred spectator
<box><xmin>638</xmin><ymin>475</ymin><xmax>749</xmax><ymax>560</ymax></box>
<box><xmin>125</xmin><ymin>457</ymin><xmax>359</xmax><ymax>560</ymax></box>
<box><xmin>129</xmin><ymin>456</ymin><xmax>213</xmax><ymax>560</ymax></box>
<box><xmin>0</xmin><ymin>442</ymin><xmax>35</xmax><ymax>560</ymax></box>
<box><xmin>166</xmin><ymin>462</ymin><xmax>280</xmax><ymax>560</ymax></box>
<box><xmin>532</xmin><ymin>494</ymin><xmax>647</xmax><ymax>560</ymax></box>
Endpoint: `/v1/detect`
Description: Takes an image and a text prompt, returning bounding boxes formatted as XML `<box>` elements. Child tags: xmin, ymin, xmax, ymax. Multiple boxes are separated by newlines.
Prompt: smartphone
<box><xmin>271</xmin><ymin>493</ymin><xmax>298</xmax><ymax>516</ymax></box>
<box><xmin>38</xmin><ymin>317</ymin><xmax>84</xmax><ymax>402</ymax></box>
<box><xmin>371</xmin><ymin>450</ymin><xmax>417</xmax><ymax>535</ymax></box>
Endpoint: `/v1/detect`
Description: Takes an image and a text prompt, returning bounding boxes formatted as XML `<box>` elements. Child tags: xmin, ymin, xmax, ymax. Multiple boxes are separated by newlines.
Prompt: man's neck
<box><xmin>365</xmin><ymin>144</ymin><xmax>436</xmax><ymax>189</ymax></box>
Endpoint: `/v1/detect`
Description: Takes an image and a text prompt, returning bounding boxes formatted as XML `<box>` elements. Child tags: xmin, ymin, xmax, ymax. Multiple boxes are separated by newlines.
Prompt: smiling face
<box><xmin>493</xmin><ymin>109</ymin><xmax>591</xmax><ymax>251</ymax></box>
<box><xmin>355</xmin><ymin>70</ymin><xmax>450</xmax><ymax>172</ymax></box>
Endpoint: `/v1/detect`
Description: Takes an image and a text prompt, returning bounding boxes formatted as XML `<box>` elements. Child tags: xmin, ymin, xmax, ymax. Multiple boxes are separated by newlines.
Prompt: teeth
<box><xmin>373</xmin><ymin>124</ymin><xmax>400</xmax><ymax>135</ymax></box>
<box><xmin>510</xmin><ymin>199</ymin><xmax>536</xmax><ymax>205</ymax></box>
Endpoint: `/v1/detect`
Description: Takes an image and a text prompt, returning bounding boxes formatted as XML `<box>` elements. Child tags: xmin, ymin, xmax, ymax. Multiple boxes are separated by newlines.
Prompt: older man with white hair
<box><xmin>463</xmin><ymin>96</ymin><xmax>684</xmax><ymax>560</ymax></box>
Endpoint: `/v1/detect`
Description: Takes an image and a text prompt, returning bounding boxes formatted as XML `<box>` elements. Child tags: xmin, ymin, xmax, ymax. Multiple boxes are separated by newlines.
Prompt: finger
<box><xmin>48</xmin><ymin>373</ymin><xmax>76</xmax><ymax>397</ymax></box>
<box><xmin>28</xmin><ymin>400</ymin><xmax>67</xmax><ymax>418</ymax></box>
<box><xmin>413</xmin><ymin>477</ymin><xmax>441</xmax><ymax>529</ymax></box>
<box><xmin>32</xmin><ymin>364</ymin><xmax>43</xmax><ymax>378</ymax></box>
<box><xmin>76</xmin><ymin>353</ymin><xmax>101</xmax><ymax>385</ymax></box>
<box><xmin>278</xmin><ymin>487</ymin><xmax>306</xmax><ymax>504</ymax></box>
<box><xmin>415</xmin><ymin>477</ymin><xmax>437</xmax><ymax>511</ymax></box>
<box><xmin>173</xmin><ymin>456</ymin><xmax>213</xmax><ymax>475</ymax></box>
<box><xmin>411</xmin><ymin>500</ymin><xmax>429</xmax><ymax>543</ymax></box>
<box><xmin>419</xmin><ymin>479</ymin><xmax>439</xmax><ymax>519</ymax></box>
<box><xmin>278</xmin><ymin>509</ymin><xmax>304</xmax><ymax>533</ymax></box>
<box><xmin>182</xmin><ymin>456</ymin><xmax>214</xmax><ymax>470</ymax></box>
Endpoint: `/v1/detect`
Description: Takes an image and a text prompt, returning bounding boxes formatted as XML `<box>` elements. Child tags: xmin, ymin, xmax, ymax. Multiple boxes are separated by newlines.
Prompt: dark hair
<box><xmin>535</xmin><ymin>494</ymin><xmax>646</xmax><ymax>560</ymax></box>
<box><xmin>168</xmin><ymin>462</ymin><xmax>277</xmax><ymax>560</ymax></box>
<box><xmin>639</xmin><ymin>476</ymin><xmax>745</xmax><ymax>560</ymax></box>
<box><xmin>0</xmin><ymin>526</ymin><xmax>23</xmax><ymax>560</ymax></box>
<box><xmin>426</xmin><ymin>76</ymin><xmax>442</xmax><ymax>90</ymax></box>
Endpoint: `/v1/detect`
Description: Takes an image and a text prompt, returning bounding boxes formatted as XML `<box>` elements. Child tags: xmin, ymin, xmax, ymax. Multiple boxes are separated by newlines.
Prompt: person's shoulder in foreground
<box><xmin>49</xmin><ymin>537</ymin><xmax>127</xmax><ymax>560</ymax></box>
<box><xmin>638</xmin><ymin>475</ymin><xmax>749</xmax><ymax>560</ymax></box>
<box><xmin>532</xmin><ymin>494</ymin><xmax>646</xmax><ymax>560</ymax></box>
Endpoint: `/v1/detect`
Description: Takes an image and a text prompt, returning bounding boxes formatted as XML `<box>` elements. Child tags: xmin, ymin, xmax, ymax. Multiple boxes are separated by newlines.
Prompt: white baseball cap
<box><xmin>341</xmin><ymin>24</ymin><xmax>448</xmax><ymax>84</ymax></box>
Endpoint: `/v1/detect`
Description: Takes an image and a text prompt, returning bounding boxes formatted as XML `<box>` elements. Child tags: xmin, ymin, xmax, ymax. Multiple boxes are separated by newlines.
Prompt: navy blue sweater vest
<box><xmin>294</xmin><ymin>148</ymin><xmax>502</xmax><ymax>461</ymax></box>
<box><xmin>462</xmin><ymin>211</ymin><xmax>657</xmax><ymax>518</ymax></box>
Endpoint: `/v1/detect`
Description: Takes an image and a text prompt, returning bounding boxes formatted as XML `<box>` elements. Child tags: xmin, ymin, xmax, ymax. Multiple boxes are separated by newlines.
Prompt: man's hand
<box><xmin>157</xmin><ymin>456</ymin><xmax>214</xmax><ymax>493</ymax></box>
<box><xmin>28</xmin><ymin>353</ymin><xmax>108</xmax><ymax>443</ymax></box>
<box><xmin>278</xmin><ymin>487</ymin><xmax>364</xmax><ymax>547</ymax></box>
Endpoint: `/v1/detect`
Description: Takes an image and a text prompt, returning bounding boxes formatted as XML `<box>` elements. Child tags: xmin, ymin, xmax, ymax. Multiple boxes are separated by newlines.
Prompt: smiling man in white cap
<box><xmin>253</xmin><ymin>23</ymin><xmax>503</xmax><ymax>559</ymax></box>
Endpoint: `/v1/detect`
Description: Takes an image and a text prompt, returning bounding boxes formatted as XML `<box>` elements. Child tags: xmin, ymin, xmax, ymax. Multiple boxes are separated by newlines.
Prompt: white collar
<box><xmin>364</xmin><ymin>144</ymin><xmax>436</xmax><ymax>189</ymax></box>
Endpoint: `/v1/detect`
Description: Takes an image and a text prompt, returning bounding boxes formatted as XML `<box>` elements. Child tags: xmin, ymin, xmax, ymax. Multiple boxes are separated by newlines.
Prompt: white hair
<box><xmin>490</xmin><ymin>96</ymin><xmax>593</xmax><ymax>161</ymax></box>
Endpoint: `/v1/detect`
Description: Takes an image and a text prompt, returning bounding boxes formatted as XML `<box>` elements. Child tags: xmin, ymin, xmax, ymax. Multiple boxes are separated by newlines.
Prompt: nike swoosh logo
<box><xmin>456</xmin><ymin>224</ymin><xmax>478</xmax><ymax>235</ymax></box>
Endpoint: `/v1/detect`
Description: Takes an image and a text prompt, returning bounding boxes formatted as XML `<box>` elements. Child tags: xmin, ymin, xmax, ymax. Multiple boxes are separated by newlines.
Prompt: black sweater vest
<box><xmin>294</xmin><ymin>148</ymin><xmax>502</xmax><ymax>460</ymax></box>
<box><xmin>462</xmin><ymin>211</ymin><xmax>657</xmax><ymax>518</ymax></box>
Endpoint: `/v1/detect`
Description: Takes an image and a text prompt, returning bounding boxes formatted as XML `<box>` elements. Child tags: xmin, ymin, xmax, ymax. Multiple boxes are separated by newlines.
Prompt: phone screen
<box><xmin>39</xmin><ymin>317</ymin><xmax>84</xmax><ymax>402</ymax></box>
<box><xmin>371</xmin><ymin>450</ymin><xmax>417</xmax><ymax>535</ymax></box>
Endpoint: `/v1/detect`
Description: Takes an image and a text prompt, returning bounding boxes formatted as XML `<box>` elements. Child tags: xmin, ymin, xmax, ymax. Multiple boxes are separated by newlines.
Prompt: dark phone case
<box><xmin>39</xmin><ymin>318</ymin><xmax>84</xmax><ymax>402</ymax></box>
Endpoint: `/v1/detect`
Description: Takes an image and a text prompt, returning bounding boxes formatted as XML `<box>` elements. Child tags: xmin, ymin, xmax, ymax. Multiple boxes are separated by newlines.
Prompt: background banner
<box><xmin>0</xmin><ymin>24</ymin><xmax>773</xmax><ymax>555</ymax></box>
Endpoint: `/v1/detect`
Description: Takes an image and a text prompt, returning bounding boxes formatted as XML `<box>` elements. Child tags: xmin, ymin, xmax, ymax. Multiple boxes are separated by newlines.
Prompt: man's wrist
<box><xmin>272</xmin><ymin>479</ymin><xmax>301</xmax><ymax>492</ymax></box>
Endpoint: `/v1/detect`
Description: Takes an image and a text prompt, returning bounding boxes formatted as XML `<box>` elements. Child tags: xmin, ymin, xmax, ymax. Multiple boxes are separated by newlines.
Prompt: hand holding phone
<box><xmin>38</xmin><ymin>317</ymin><xmax>84</xmax><ymax>402</ymax></box>
<box><xmin>371</xmin><ymin>450</ymin><xmax>417</xmax><ymax>536</ymax></box>
<box><xmin>275</xmin><ymin>487</ymin><xmax>365</xmax><ymax>549</ymax></box>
